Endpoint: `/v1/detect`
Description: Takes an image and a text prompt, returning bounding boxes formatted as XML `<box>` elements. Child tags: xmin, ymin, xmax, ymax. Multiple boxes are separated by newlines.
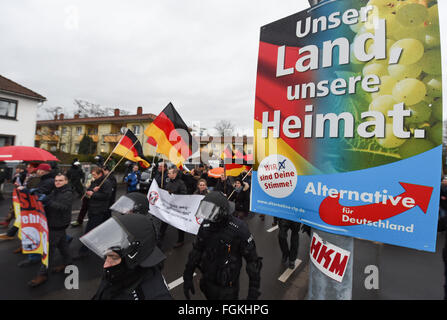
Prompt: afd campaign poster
<box><xmin>251</xmin><ymin>0</ymin><xmax>442</xmax><ymax>252</ymax></box>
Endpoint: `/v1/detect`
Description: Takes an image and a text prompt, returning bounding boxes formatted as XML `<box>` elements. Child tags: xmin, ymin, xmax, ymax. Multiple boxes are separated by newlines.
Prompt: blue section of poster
<box><xmin>251</xmin><ymin>146</ymin><xmax>442</xmax><ymax>252</ymax></box>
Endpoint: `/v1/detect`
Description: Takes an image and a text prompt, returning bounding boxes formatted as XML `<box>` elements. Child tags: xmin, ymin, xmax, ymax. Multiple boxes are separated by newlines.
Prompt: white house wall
<box><xmin>0</xmin><ymin>93</ymin><xmax>38</xmax><ymax>147</ymax></box>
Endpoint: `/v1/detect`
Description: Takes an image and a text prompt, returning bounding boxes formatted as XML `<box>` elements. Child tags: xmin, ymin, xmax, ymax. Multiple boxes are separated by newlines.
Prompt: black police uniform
<box><xmin>184</xmin><ymin>215</ymin><xmax>262</xmax><ymax>300</ymax></box>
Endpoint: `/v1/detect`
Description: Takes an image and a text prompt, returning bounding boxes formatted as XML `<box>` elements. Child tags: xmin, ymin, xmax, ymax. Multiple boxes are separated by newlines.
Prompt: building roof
<box><xmin>0</xmin><ymin>74</ymin><xmax>46</xmax><ymax>102</ymax></box>
<box><xmin>37</xmin><ymin>113</ymin><xmax>157</xmax><ymax>126</ymax></box>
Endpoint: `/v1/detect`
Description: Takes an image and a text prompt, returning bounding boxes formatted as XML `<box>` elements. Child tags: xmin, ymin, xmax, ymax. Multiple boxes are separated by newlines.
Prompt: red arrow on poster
<box><xmin>319</xmin><ymin>183</ymin><xmax>433</xmax><ymax>226</ymax></box>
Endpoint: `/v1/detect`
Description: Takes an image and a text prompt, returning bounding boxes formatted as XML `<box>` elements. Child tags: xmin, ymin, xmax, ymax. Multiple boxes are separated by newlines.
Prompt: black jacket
<box><xmin>166</xmin><ymin>176</ymin><xmax>187</xmax><ymax>195</ymax></box>
<box><xmin>215</xmin><ymin>179</ymin><xmax>234</xmax><ymax>196</ymax></box>
<box><xmin>92</xmin><ymin>266</ymin><xmax>172</xmax><ymax>300</ymax></box>
<box><xmin>87</xmin><ymin>175</ymin><xmax>112</xmax><ymax>215</ymax></box>
<box><xmin>67</xmin><ymin>166</ymin><xmax>85</xmax><ymax>183</ymax></box>
<box><xmin>44</xmin><ymin>184</ymin><xmax>73</xmax><ymax>229</ymax></box>
<box><xmin>37</xmin><ymin>173</ymin><xmax>55</xmax><ymax>196</ymax></box>
<box><xmin>228</xmin><ymin>182</ymin><xmax>250</xmax><ymax>213</ymax></box>
<box><xmin>153</xmin><ymin>171</ymin><xmax>168</xmax><ymax>189</ymax></box>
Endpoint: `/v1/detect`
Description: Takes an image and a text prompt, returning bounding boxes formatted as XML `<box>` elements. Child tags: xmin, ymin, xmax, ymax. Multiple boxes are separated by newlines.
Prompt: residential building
<box><xmin>36</xmin><ymin>107</ymin><xmax>254</xmax><ymax>165</ymax></box>
<box><xmin>36</xmin><ymin>107</ymin><xmax>156</xmax><ymax>155</ymax></box>
<box><xmin>0</xmin><ymin>74</ymin><xmax>46</xmax><ymax>147</ymax></box>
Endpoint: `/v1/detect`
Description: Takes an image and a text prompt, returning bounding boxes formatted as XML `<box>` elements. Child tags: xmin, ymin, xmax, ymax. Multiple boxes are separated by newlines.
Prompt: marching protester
<box><xmin>153</xmin><ymin>161</ymin><xmax>168</xmax><ymax>188</ymax></box>
<box><xmin>228</xmin><ymin>178</ymin><xmax>250</xmax><ymax>220</ymax></box>
<box><xmin>0</xmin><ymin>164</ymin><xmax>26</xmax><ymax>228</ymax></box>
<box><xmin>158</xmin><ymin>166</ymin><xmax>188</xmax><ymax>248</ymax></box>
<box><xmin>80</xmin><ymin>213</ymin><xmax>172</xmax><ymax>300</ymax></box>
<box><xmin>277</xmin><ymin>218</ymin><xmax>301</xmax><ymax>269</ymax></box>
<box><xmin>183</xmin><ymin>191</ymin><xmax>262</xmax><ymax>300</ymax></box>
<box><xmin>181</xmin><ymin>168</ymin><xmax>198</xmax><ymax>195</ymax></box>
<box><xmin>102</xmin><ymin>165</ymin><xmax>117</xmax><ymax>214</ymax></box>
<box><xmin>193</xmin><ymin>178</ymin><xmax>209</xmax><ymax>196</ymax></box>
<box><xmin>66</xmin><ymin>160</ymin><xmax>85</xmax><ymax>197</ymax></box>
<box><xmin>124</xmin><ymin>164</ymin><xmax>141</xmax><ymax>193</ymax></box>
<box><xmin>27</xmin><ymin>173</ymin><xmax>74</xmax><ymax>287</ymax></box>
<box><xmin>215</xmin><ymin>173</ymin><xmax>233</xmax><ymax>196</ymax></box>
<box><xmin>0</xmin><ymin>163</ymin><xmax>40</xmax><ymax>242</ymax></box>
<box><xmin>15</xmin><ymin>163</ymin><xmax>54</xmax><ymax>267</ymax></box>
<box><xmin>76</xmin><ymin>166</ymin><xmax>112</xmax><ymax>259</ymax></box>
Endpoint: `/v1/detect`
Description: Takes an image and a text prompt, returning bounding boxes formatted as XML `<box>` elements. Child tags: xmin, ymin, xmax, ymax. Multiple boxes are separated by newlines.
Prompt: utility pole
<box><xmin>306</xmin><ymin>0</ymin><xmax>354</xmax><ymax>300</ymax></box>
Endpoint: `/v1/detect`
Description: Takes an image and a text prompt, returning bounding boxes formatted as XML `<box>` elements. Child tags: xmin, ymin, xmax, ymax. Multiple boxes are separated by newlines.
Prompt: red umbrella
<box><xmin>0</xmin><ymin>146</ymin><xmax>59</xmax><ymax>162</ymax></box>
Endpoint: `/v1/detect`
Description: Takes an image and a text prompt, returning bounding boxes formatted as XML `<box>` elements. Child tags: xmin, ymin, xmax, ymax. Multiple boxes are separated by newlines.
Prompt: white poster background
<box><xmin>148</xmin><ymin>180</ymin><xmax>204</xmax><ymax>235</ymax></box>
<box><xmin>310</xmin><ymin>232</ymin><xmax>351</xmax><ymax>283</ymax></box>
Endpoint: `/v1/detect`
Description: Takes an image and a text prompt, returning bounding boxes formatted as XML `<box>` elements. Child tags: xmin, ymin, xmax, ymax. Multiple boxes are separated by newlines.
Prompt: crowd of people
<box><xmin>2</xmin><ymin>158</ymin><xmax>445</xmax><ymax>300</ymax></box>
<box><xmin>0</xmin><ymin>158</ymin><xmax>303</xmax><ymax>299</ymax></box>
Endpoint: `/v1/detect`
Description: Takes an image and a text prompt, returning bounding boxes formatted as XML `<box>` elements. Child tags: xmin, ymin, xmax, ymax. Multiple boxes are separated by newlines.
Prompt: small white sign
<box><xmin>310</xmin><ymin>232</ymin><xmax>351</xmax><ymax>283</ymax></box>
<box><xmin>257</xmin><ymin>154</ymin><xmax>297</xmax><ymax>198</ymax></box>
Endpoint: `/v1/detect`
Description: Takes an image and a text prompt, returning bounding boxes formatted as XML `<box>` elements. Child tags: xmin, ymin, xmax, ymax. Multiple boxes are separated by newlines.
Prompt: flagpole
<box><xmin>82</xmin><ymin>138</ymin><xmax>139</xmax><ymax>200</ymax></box>
<box><xmin>227</xmin><ymin>167</ymin><xmax>253</xmax><ymax>200</ymax></box>
<box><xmin>103</xmin><ymin>128</ymin><xmax>128</xmax><ymax>167</ymax></box>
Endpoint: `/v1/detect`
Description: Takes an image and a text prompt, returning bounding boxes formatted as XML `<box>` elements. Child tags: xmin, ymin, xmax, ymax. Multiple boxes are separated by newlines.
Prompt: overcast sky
<box><xmin>1</xmin><ymin>1</ymin><xmax>446</xmax><ymax>136</ymax></box>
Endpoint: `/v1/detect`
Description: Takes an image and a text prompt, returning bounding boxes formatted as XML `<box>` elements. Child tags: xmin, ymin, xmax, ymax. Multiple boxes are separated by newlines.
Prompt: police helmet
<box><xmin>80</xmin><ymin>213</ymin><xmax>165</xmax><ymax>269</ymax></box>
<box><xmin>195</xmin><ymin>191</ymin><xmax>235</xmax><ymax>224</ymax></box>
<box><xmin>110</xmin><ymin>192</ymin><xmax>149</xmax><ymax>216</ymax></box>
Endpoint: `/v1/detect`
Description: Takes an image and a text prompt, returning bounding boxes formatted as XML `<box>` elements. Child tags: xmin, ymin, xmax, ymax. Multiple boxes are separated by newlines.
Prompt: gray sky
<box><xmin>0</xmin><ymin>0</ymin><xmax>308</xmax><ymax>136</ymax></box>
<box><xmin>1</xmin><ymin>1</ymin><xmax>446</xmax><ymax>136</ymax></box>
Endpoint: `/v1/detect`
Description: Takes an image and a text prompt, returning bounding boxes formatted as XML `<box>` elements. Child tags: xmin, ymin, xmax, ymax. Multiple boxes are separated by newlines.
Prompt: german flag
<box><xmin>225</xmin><ymin>164</ymin><xmax>251</xmax><ymax>177</ymax></box>
<box><xmin>113</xmin><ymin>129</ymin><xmax>150</xmax><ymax>168</ymax></box>
<box><xmin>144</xmin><ymin>103</ymin><xmax>196</xmax><ymax>167</ymax></box>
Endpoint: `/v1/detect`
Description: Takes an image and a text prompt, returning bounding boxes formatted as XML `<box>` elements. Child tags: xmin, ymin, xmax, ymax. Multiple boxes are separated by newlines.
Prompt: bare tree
<box><xmin>214</xmin><ymin>120</ymin><xmax>235</xmax><ymax>136</ymax></box>
<box><xmin>37</xmin><ymin>105</ymin><xmax>63</xmax><ymax>120</ymax></box>
<box><xmin>73</xmin><ymin>99</ymin><xmax>131</xmax><ymax>117</ymax></box>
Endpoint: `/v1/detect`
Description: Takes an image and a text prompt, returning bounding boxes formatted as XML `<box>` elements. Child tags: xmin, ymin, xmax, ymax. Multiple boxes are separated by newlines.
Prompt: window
<box><xmin>61</xmin><ymin>127</ymin><xmax>67</xmax><ymax>135</ymax></box>
<box><xmin>0</xmin><ymin>135</ymin><xmax>15</xmax><ymax>146</ymax></box>
<box><xmin>76</xmin><ymin>127</ymin><xmax>82</xmax><ymax>135</ymax></box>
<box><xmin>60</xmin><ymin>144</ymin><xmax>66</xmax><ymax>152</ymax></box>
<box><xmin>0</xmin><ymin>98</ymin><xmax>18</xmax><ymax>120</ymax></box>
<box><xmin>132</xmin><ymin>125</ymin><xmax>141</xmax><ymax>135</ymax></box>
<box><xmin>75</xmin><ymin>144</ymin><xmax>80</xmax><ymax>153</ymax></box>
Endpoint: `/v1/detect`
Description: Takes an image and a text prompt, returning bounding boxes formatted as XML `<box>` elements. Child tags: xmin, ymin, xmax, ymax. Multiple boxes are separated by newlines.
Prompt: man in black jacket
<box><xmin>158</xmin><ymin>167</ymin><xmax>188</xmax><ymax>248</ymax></box>
<box><xmin>77</xmin><ymin>166</ymin><xmax>112</xmax><ymax>258</ymax></box>
<box><xmin>28</xmin><ymin>174</ymin><xmax>74</xmax><ymax>287</ymax></box>
<box><xmin>66</xmin><ymin>161</ymin><xmax>85</xmax><ymax>197</ymax></box>
<box><xmin>102</xmin><ymin>165</ymin><xmax>117</xmax><ymax>218</ymax></box>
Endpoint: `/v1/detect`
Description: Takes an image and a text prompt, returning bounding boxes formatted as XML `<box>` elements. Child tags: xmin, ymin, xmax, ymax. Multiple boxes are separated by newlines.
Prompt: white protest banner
<box><xmin>148</xmin><ymin>180</ymin><xmax>204</xmax><ymax>235</ymax></box>
<box><xmin>310</xmin><ymin>232</ymin><xmax>351</xmax><ymax>283</ymax></box>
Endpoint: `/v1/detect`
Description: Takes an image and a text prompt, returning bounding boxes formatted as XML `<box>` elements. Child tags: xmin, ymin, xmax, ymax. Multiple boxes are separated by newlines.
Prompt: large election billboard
<box><xmin>251</xmin><ymin>0</ymin><xmax>443</xmax><ymax>252</ymax></box>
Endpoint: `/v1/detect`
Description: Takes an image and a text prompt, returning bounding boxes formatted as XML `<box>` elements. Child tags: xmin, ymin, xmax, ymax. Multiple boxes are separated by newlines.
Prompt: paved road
<box><xmin>0</xmin><ymin>183</ymin><xmax>445</xmax><ymax>300</ymax></box>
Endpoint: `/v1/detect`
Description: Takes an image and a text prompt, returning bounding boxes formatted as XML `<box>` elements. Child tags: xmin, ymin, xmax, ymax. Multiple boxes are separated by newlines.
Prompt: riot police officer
<box><xmin>183</xmin><ymin>191</ymin><xmax>262</xmax><ymax>300</ymax></box>
<box><xmin>81</xmin><ymin>213</ymin><xmax>172</xmax><ymax>300</ymax></box>
<box><xmin>110</xmin><ymin>192</ymin><xmax>150</xmax><ymax>216</ymax></box>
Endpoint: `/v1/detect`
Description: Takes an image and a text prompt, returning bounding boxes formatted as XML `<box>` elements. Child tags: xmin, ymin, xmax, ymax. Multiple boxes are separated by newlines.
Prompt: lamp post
<box><xmin>306</xmin><ymin>0</ymin><xmax>354</xmax><ymax>300</ymax></box>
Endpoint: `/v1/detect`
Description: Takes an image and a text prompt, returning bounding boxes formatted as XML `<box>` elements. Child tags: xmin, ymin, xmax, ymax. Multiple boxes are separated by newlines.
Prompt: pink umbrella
<box><xmin>0</xmin><ymin>146</ymin><xmax>59</xmax><ymax>162</ymax></box>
